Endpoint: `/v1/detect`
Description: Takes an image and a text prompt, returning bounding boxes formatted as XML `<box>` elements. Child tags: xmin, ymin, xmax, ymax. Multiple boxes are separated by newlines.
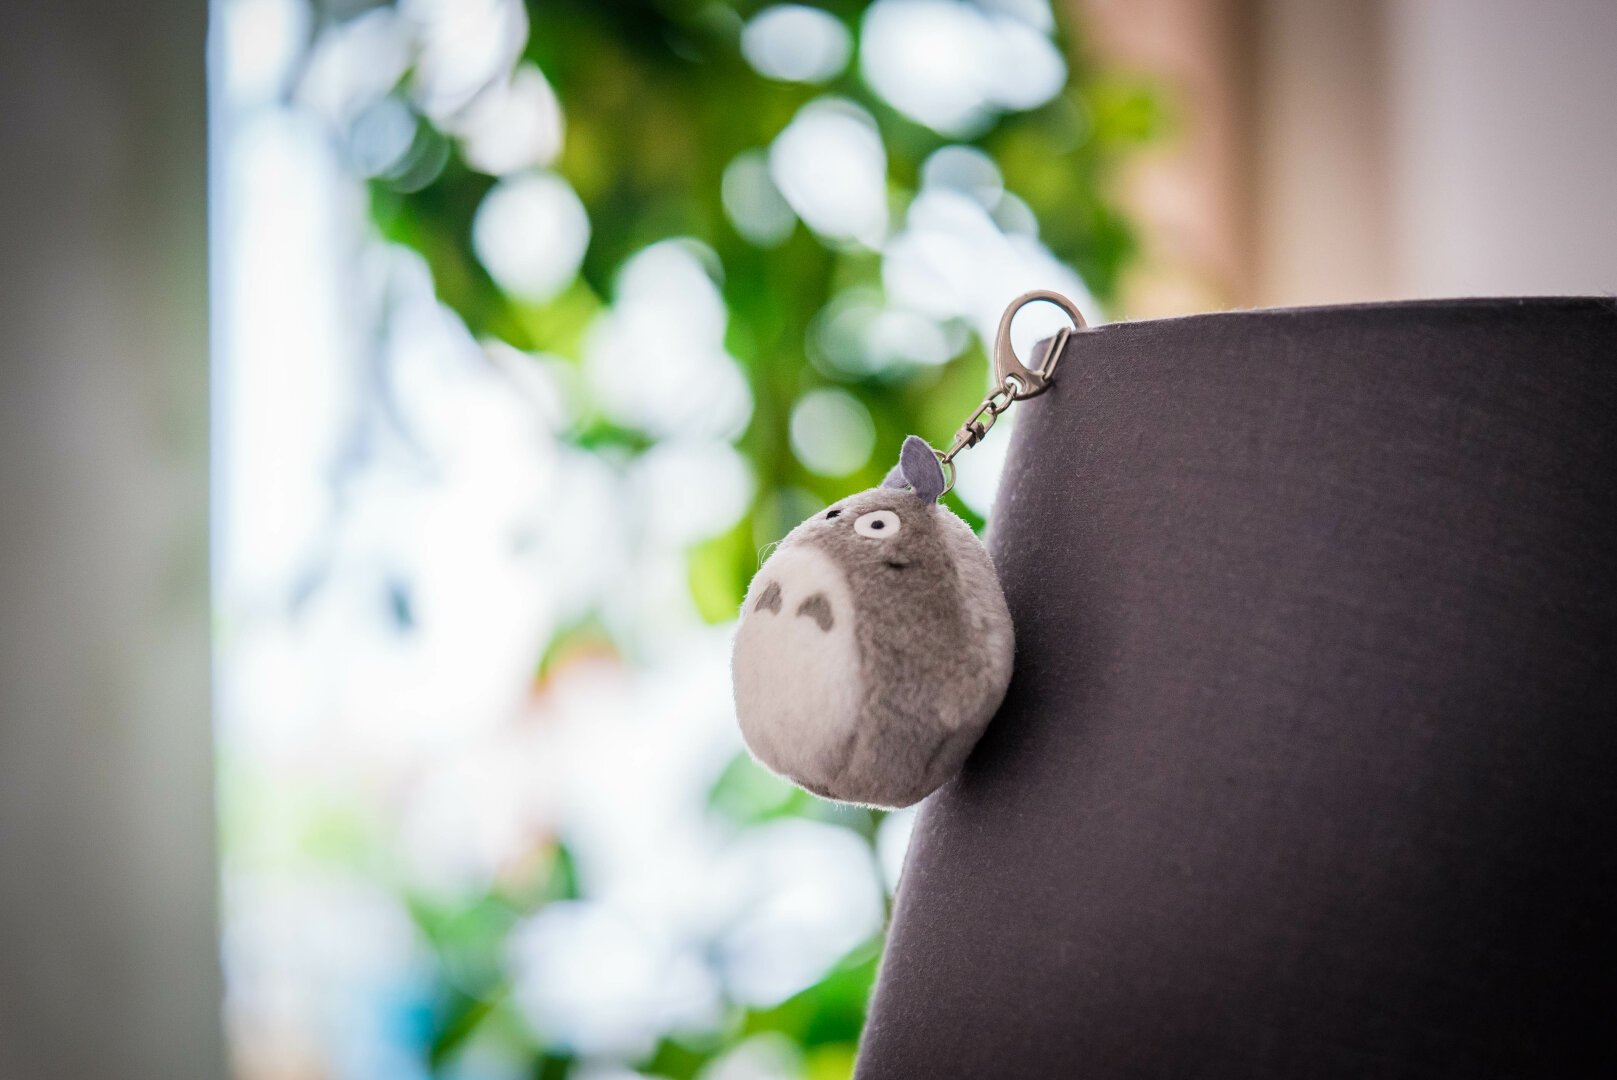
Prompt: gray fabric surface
<box><xmin>856</xmin><ymin>297</ymin><xmax>1617</xmax><ymax>1078</ymax></box>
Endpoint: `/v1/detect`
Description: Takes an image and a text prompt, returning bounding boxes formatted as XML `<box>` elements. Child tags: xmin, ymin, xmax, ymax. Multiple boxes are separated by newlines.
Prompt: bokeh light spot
<box><xmin>296</xmin><ymin>6</ymin><xmax>411</xmax><ymax>127</ymax></box>
<box><xmin>402</xmin><ymin>0</ymin><xmax>529</xmax><ymax>121</ymax></box>
<box><xmin>632</xmin><ymin>441</ymin><xmax>755</xmax><ymax>546</ymax></box>
<box><xmin>921</xmin><ymin>144</ymin><xmax>1004</xmax><ymax>208</ymax></box>
<box><xmin>714</xmin><ymin>820</ymin><xmax>885</xmax><ymax>1006</ymax></box>
<box><xmin>456</xmin><ymin>61</ymin><xmax>565</xmax><ymax>175</ymax></box>
<box><xmin>808</xmin><ymin>289</ymin><xmax>958</xmax><ymax>378</ymax></box>
<box><xmin>883</xmin><ymin>188</ymin><xmax>1097</xmax><ymax>349</ymax></box>
<box><xmin>769</xmin><ymin>98</ymin><xmax>888</xmax><ymax>247</ymax></box>
<box><xmin>721</xmin><ymin>150</ymin><xmax>796</xmax><ymax>248</ymax></box>
<box><xmin>346</xmin><ymin>96</ymin><xmax>418</xmax><ymax>178</ymax></box>
<box><xmin>860</xmin><ymin>0</ymin><xmax>1065</xmax><ymax>136</ymax></box>
<box><xmin>742</xmin><ymin>5</ymin><xmax>853</xmax><ymax>84</ymax></box>
<box><xmin>789</xmin><ymin>389</ymin><xmax>876</xmax><ymax>477</ymax></box>
<box><xmin>584</xmin><ymin>241</ymin><xmax>753</xmax><ymax>440</ymax></box>
<box><xmin>221</xmin><ymin>0</ymin><xmax>308</xmax><ymax>103</ymax></box>
<box><xmin>507</xmin><ymin>901</ymin><xmax>720</xmax><ymax>1058</ymax></box>
<box><xmin>472</xmin><ymin>171</ymin><xmax>590</xmax><ymax>302</ymax></box>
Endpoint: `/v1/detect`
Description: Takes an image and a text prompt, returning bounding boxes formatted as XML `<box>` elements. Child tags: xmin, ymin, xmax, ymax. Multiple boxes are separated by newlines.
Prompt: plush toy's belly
<box><xmin>731</xmin><ymin>543</ymin><xmax>862</xmax><ymax>792</ymax></box>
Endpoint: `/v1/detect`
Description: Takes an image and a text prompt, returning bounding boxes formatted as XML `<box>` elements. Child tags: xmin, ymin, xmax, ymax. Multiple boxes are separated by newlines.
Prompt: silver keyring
<box><xmin>993</xmin><ymin>290</ymin><xmax>1086</xmax><ymax>400</ymax></box>
<box><xmin>931</xmin><ymin>449</ymin><xmax>958</xmax><ymax>497</ymax></box>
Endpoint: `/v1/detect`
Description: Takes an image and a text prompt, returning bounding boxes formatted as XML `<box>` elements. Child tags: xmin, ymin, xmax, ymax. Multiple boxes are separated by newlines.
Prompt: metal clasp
<box><xmin>930</xmin><ymin>289</ymin><xmax>1085</xmax><ymax>497</ymax></box>
<box><xmin>993</xmin><ymin>289</ymin><xmax>1086</xmax><ymax>400</ymax></box>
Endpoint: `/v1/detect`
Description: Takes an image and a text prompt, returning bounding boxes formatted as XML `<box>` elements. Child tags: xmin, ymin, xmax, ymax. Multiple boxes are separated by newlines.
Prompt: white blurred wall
<box><xmin>1384</xmin><ymin>0</ymin><xmax>1617</xmax><ymax>299</ymax></box>
<box><xmin>1252</xmin><ymin>0</ymin><xmax>1617</xmax><ymax>306</ymax></box>
<box><xmin>1080</xmin><ymin>0</ymin><xmax>1617</xmax><ymax>311</ymax></box>
<box><xmin>0</xmin><ymin>4</ymin><xmax>225</xmax><ymax>1077</ymax></box>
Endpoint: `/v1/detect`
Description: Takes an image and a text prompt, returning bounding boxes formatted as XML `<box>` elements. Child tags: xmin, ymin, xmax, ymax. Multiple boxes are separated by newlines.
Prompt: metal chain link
<box><xmin>939</xmin><ymin>374</ymin><xmax>1023</xmax><ymax>467</ymax></box>
<box><xmin>932</xmin><ymin>370</ymin><xmax>1039</xmax><ymax>496</ymax></box>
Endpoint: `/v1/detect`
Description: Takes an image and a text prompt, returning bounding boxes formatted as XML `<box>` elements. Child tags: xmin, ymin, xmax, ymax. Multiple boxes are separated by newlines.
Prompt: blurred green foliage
<box><xmin>302</xmin><ymin>0</ymin><xmax>1155</xmax><ymax>1075</ymax></box>
<box><xmin>365</xmin><ymin>0</ymin><xmax>1153</xmax><ymax>605</ymax></box>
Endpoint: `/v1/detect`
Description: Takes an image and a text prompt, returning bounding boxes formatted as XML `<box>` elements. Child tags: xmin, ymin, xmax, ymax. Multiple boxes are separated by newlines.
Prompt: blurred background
<box><xmin>210</xmin><ymin>3</ymin><xmax>1136</xmax><ymax>1077</ymax></box>
<box><xmin>2</xmin><ymin>1</ymin><xmax>1614</xmax><ymax>1079</ymax></box>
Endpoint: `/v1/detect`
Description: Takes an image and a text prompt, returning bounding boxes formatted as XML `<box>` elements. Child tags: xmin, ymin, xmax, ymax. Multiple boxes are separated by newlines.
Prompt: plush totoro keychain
<box><xmin>731</xmin><ymin>291</ymin><xmax>1085</xmax><ymax>808</ymax></box>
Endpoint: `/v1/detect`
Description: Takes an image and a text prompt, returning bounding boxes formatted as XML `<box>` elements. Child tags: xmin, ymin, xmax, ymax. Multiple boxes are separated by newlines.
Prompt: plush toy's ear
<box><xmin>883</xmin><ymin>435</ymin><xmax>946</xmax><ymax>504</ymax></box>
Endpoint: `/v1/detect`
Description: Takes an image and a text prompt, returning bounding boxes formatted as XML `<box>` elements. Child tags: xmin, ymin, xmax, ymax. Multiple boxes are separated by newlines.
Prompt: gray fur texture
<box><xmin>731</xmin><ymin>436</ymin><xmax>1015</xmax><ymax>808</ymax></box>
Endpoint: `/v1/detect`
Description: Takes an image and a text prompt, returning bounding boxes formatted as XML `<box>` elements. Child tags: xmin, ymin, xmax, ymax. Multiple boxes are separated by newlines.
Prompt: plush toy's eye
<box><xmin>854</xmin><ymin>510</ymin><xmax>901</xmax><ymax>538</ymax></box>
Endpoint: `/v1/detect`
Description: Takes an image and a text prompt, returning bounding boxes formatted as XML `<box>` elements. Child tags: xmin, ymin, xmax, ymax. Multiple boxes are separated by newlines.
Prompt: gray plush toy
<box><xmin>731</xmin><ymin>435</ymin><xmax>1014</xmax><ymax>808</ymax></box>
